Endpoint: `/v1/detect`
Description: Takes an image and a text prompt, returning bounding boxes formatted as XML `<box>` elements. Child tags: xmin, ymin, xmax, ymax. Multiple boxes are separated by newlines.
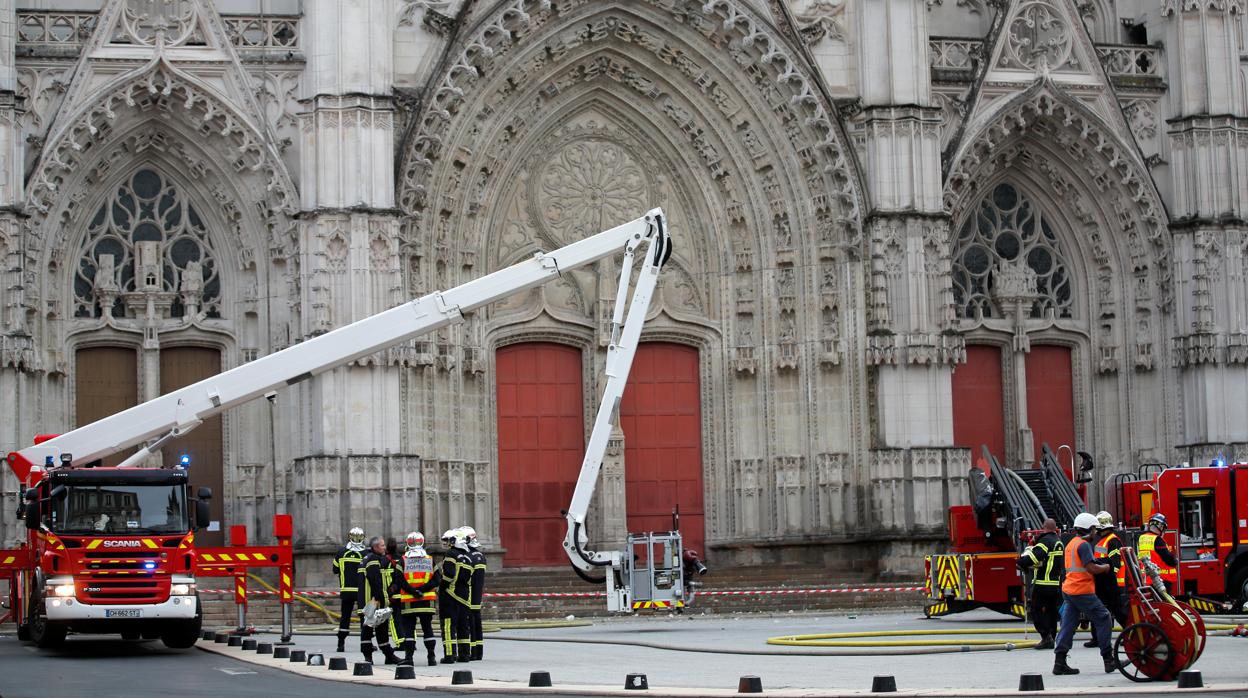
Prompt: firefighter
<box><xmin>1138</xmin><ymin>513</ymin><xmax>1178</xmax><ymax>591</ymax></box>
<box><xmin>1017</xmin><ymin>518</ymin><xmax>1062</xmax><ymax>650</ymax></box>
<box><xmin>1085</xmin><ymin>511</ymin><xmax>1127</xmax><ymax>647</ymax></box>
<box><xmin>437</xmin><ymin>528</ymin><xmax>474</xmax><ymax>663</ymax></box>
<box><xmin>358</xmin><ymin>536</ymin><xmax>400</xmax><ymax>665</ymax></box>
<box><xmin>393</xmin><ymin>531</ymin><xmax>439</xmax><ymax>666</ymax></box>
<box><xmin>1053</xmin><ymin>512</ymin><xmax>1117</xmax><ymax>676</ymax></box>
<box><xmin>331</xmin><ymin>526</ymin><xmax>366</xmax><ymax>653</ymax></box>
<box><xmin>463</xmin><ymin>526</ymin><xmax>488</xmax><ymax>660</ymax></box>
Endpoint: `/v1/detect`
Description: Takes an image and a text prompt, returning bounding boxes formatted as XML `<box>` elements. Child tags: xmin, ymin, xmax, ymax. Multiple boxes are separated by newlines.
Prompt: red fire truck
<box><xmin>1110</xmin><ymin>460</ymin><xmax>1248</xmax><ymax>612</ymax></box>
<box><xmin>1</xmin><ymin>209</ymin><xmax>673</xmax><ymax>647</ymax></box>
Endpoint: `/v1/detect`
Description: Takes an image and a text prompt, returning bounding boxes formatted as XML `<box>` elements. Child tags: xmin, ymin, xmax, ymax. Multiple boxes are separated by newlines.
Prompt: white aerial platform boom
<box><xmin>7</xmin><ymin>210</ymin><xmax>672</xmax><ymax>486</ymax></box>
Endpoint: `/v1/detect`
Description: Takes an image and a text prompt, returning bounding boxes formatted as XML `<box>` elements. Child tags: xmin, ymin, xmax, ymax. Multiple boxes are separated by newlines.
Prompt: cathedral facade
<box><xmin>0</xmin><ymin>0</ymin><xmax>1244</xmax><ymax>581</ymax></box>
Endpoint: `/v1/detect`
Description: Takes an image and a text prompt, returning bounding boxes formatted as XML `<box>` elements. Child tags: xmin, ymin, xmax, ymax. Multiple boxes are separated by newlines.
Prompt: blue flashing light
<box><xmin>179</xmin><ymin>454</ymin><xmax>191</xmax><ymax>468</ymax></box>
<box><xmin>1213</xmin><ymin>454</ymin><xmax>1227</xmax><ymax>468</ymax></box>
<box><xmin>144</xmin><ymin>562</ymin><xmax>156</xmax><ymax>570</ymax></box>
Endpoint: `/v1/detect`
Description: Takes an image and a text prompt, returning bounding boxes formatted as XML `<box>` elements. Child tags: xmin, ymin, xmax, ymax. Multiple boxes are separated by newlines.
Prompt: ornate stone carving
<box><xmin>998</xmin><ymin>1</ymin><xmax>1078</xmax><ymax>72</ymax></box>
<box><xmin>538</xmin><ymin>139</ymin><xmax>647</xmax><ymax>245</ymax></box>
<box><xmin>789</xmin><ymin>0</ymin><xmax>846</xmax><ymax>45</ymax></box>
<box><xmin>114</xmin><ymin>0</ymin><xmax>206</xmax><ymax>48</ymax></box>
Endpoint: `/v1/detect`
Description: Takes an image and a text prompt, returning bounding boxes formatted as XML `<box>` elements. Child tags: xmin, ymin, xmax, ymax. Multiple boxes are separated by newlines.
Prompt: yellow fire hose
<box><xmin>768</xmin><ymin>624</ymin><xmax>1242</xmax><ymax>649</ymax></box>
<box><xmin>245</xmin><ymin>573</ymin><xmax>344</xmax><ymax>625</ymax></box>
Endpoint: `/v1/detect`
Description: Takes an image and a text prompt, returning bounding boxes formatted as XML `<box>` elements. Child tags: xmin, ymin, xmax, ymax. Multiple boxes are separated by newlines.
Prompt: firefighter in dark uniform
<box><xmin>1086</xmin><ymin>511</ymin><xmax>1127</xmax><ymax>646</ymax></box>
<box><xmin>1017</xmin><ymin>518</ymin><xmax>1062</xmax><ymax>649</ymax></box>
<box><xmin>464</xmin><ymin>526</ymin><xmax>488</xmax><ymax>660</ymax></box>
<box><xmin>437</xmin><ymin>528</ymin><xmax>474</xmax><ymax>663</ymax></box>
<box><xmin>358</xmin><ymin>536</ymin><xmax>400</xmax><ymax>665</ymax></box>
<box><xmin>392</xmin><ymin>531</ymin><xmax>440</xmax><ymax>666</ymax></box>
<box><xmin>331</xmin><ymin>526</ymin><xmax>365</xmax><ymax>653</ymax></box>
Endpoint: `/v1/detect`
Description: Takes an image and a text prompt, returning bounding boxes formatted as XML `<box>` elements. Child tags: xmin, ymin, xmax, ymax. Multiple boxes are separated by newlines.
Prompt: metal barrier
<box><xmin>194</xmin><ymin>514</ymin><xmax>295</xmax><ymax>643</ymax></box>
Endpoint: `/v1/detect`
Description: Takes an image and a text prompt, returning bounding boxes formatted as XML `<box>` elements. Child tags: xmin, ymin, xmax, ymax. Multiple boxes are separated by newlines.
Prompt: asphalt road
<box><xmin>0</xmin><ymin>633</ymin><xmax>527</xmax><ymax>698</ymax></box>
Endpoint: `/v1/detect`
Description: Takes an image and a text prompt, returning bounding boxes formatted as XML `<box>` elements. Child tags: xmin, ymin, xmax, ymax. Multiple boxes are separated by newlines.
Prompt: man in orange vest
<box><xmin>1053</xmin><ymin>512</ymin><xmax>1117</xmax><ymax>676</ymax></box>
<box><xmin>392</xmin><ymin>531</ymin><xmax>439</xmax><ymax>666</ymax></box>
<box><xmin>1138</xmin><ymin>513</ymin><xmax>1178</xmax><ymax>592</ymax></box>
<box><xmin>1084</xmin><ymin>511</ymin><xmax>1127</xmax><ymax>646</ymax></box>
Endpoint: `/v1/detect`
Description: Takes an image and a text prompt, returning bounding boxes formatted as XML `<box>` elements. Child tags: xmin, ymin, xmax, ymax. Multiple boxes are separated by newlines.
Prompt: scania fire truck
<box><xmin>3</xmin><ymin>208</ymin><xmax>680</xmax><ymax>648</ymax></box>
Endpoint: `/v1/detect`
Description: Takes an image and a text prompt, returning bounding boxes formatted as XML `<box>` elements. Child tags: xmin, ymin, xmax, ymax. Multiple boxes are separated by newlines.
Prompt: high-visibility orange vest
<box><xmin>1062</xmin><ymin>535</ymin><xmax>1096</xmax><ymax>596</ymax></box>
<box><xmin>1094</xmin><ymin>532</ymin><xmax>1126</xmax><ymax>588</ymax></box>
<box><xmin>1138</xmin><ymin>532</ymin><xmax>1177</xmax><ymax>584</ymax></box>
<box><xmin>395</xmin><ymin>550</ymin><xmax>437</xmax><ymax>603</ymax></box>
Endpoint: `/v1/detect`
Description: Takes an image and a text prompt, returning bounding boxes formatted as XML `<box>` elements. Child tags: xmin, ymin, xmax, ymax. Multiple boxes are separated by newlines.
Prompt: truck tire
<box><xmin>1232</xmin><ymin>565</ymin><xmax>1248</xmax><ymax>613</ymax></box>
<box><xmin>29</xmin><ymin>613</ymin><xmax>68</xmax><ymax>649</ymax></box>
<box><xmin>161</xmin><ymin>598</ymin><xmax>203</xmax><ymax>650</ymax></box>
<box><xmin>17</xmin><ymin>623</ymin><xmax>31</xmax><ymax>642</ymax></box>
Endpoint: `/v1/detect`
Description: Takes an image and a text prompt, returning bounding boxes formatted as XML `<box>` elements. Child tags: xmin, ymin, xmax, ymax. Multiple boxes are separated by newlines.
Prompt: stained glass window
<box><xmin>952</xmin><ymin>182</ymin><xmax>1073</xmax><ymax>319</ymax></box>
<box><xmin>74</xmin><ymin>169</ymin><xmax>221</xmax><ymax>319</ymax></box>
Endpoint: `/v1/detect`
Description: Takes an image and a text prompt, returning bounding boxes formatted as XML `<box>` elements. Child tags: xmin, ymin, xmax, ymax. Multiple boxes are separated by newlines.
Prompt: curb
<box><xmin>197</xmin><ymin>640</ymin><xmax>1248</xmax><ymax>697</ymax></box>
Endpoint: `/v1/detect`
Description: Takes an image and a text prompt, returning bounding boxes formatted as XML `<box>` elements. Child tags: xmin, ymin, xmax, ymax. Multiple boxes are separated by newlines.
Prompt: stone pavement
<box><xmin>201</xmin><ymin>608</ymin><xmax>1248</xmax><ymax>695</ymax></box>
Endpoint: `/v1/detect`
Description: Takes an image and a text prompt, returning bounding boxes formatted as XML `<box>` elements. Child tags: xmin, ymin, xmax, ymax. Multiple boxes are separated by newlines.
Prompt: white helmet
<box><xmin>1073</xmin><ymin>512</ymin><xmax>1099</xmax><ymax>532</ymax></box>
<box><xmin>348</xmin><ymin>527</ymin><xmax>365</xmax><ymax>544</ymax></box>
<box><xmin>405</xmin><ymin>531</ymin><xmax>425</xmax><ymax>550</ymax></box>
<box><xmin>1095</xmin><ymin>511</ymin><xmax>1114</xmax><ymax>529</ymax></box>
<box><xmin>441</xmin><ymin>529</ymin><xmax>457</xmax><ymax>549</ymax></box>
<box><xmin>461</xmin><ymin>526</ymin><xmax>479</xmax><ymax>549</ymax></box>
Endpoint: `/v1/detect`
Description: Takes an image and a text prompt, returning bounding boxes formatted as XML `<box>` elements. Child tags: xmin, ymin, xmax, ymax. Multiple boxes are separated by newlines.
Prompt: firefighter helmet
<box><xmin>348</xmin><ymin>527</ymin><xmax>365</xmax><ymax>545</ymax></box>
<box><xmin>1095</xmin><ymin>511</ymin><xmax>1114</xmax><ymax>529</ymax></box>
<box><xmin>462</xmin><ymin>526</ymin><xmax>479</xmax><ymax>549</ymax></box>
<box><xmin>441</xmin><ymin>529</ymin><xmax>456</xmax><ymax>549</ymax></box>
<box><xmin>1073</xmin><ymin>512</ymin><xmax>1099</xmax><ymax>533</ymax></box>
<box><xmin>405</xmin><ymin>531</ymin><xmax>425</xmax><ymax>550</ymax></box>
<box><xmin>1148</xmin><ymin>513</ymin><xmax>1168</xmax><ymax>530</ymax></box>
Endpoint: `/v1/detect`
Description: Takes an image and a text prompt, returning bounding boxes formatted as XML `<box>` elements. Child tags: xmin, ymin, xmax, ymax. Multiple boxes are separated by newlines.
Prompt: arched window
<box><xmin>73</xmin><ymin>169</ymin><xmax>221</xmax><ymax>319</ymax></box>
<box><xmin>951</xmin><ymin>182</ymin><xmax>1073</xmax><ymax>320</ymax></box>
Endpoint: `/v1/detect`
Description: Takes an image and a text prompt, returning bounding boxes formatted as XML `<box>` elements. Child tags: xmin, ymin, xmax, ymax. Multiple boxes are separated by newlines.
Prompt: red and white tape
<box><xmin>199</xmin><ymin>585</ymin><xmax>923</xmax><ymax>598</ymax></box>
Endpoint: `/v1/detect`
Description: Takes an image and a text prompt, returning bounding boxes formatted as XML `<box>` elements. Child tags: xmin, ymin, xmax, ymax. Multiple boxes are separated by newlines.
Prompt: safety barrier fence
<box><xmin>198</xmin><ymin>585</ymin><xmax>926</xmax><ymax>598</ymax></box>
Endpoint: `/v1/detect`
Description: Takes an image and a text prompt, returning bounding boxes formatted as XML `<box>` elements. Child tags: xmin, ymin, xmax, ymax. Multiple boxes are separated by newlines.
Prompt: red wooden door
<box><xmin>952</xmin><ymin>345</ymin><xmax>1006</xmax><ymax>471</ymax></box>
<box><xmin>496</xmin><ymin>343</ymin><xmax>584</xmax><ymax>567</ymax></box>
<box><xmin>1025</xmin><ymin>345</ymin><xmax>1075</xmax><ymax>465</ymax></box>
<box><xmin>620</xmin><ymin>343</ymin><xmax>705</xmax><ymax>556</ymax></box>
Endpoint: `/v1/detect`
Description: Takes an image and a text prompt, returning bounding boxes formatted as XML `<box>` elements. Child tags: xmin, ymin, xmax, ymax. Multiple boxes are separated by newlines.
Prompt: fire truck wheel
<box><xmin>29</xmin><ymin>612</ymin><xmax>67</xmax><ymax>649</ymax></box>
<box><xmin>16</xmin><ymin>622</ymin><xmax>31</xmax><ymax>642</ymax></box>
<box><xmin>160</xmin><ymin>601</ymin><xmax>203</xmax><ymax>650</ymax></box>
<box><xmin>1232</xmin><ymin>566</ymin><xmax>1248</xmax><ymax>613</ymax></box>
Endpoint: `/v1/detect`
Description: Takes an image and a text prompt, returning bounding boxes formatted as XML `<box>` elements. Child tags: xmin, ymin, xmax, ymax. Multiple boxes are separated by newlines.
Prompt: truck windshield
<box><xmin>49</xmin><ymin>483</ymin><xmax>188</xmax><ymax>535</ymax></box>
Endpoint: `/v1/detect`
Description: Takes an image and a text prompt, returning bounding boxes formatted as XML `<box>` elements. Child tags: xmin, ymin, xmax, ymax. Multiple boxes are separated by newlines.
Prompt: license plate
<box><xmin>106</xmin><ymin>609</ymin><xmax>142</xmax><ymax>618</ymax></box>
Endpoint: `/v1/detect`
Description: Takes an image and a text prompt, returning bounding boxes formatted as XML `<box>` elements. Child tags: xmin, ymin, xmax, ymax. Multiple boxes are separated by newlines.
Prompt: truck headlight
<box><xmin>170</xmin><ymin>583</ymin><xmax>194</xmax><ymax>596</ymax></box>
<box><xmin>53</xmin><ymin>584</ymin><xmax>75</xmax><ymax>597</ymax></box>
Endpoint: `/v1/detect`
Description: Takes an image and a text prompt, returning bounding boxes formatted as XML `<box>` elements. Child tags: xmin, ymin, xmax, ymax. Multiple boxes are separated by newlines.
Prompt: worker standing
<box><xmin>331</xmin><ymin>526</ymin><xmax>366</xmax><ymax>653</ymax></box>
<box><xmin>1085</xmin><ymin>511</ymin><xmax>1127</xmax><ymax>647</ymax></box>
<box><xmin>437</xmin><ymin>529</ymin><xmax>469</xmax><ymax>663</ymax></box>
<box><xmin>1138</xmin><ymin>513</ymin><xmax>1178</xmax><ymax>592</ymax></box>
<box><xmin>393</xmin><ymin>531</ymin><xmax>440</xmax><ymax>666</ymax></box>
<box><xmin>1017</xmin><ymin>518</ymin><xmax>1062</xmax><ymax>650</ymax></box>
<box><xmin>1053</xmin><ymin>512</ymin><xmax>1117</xmax><ymax>676</ymax></box>
<box><xmin>358</xmin><ymin>536</ymin><xmax>401</xmax><ymax>665</ymax></box>
<box><xmin>463</xmin><ymin>526</ymin><xmax>487</xmax><ymax>660</ymax></box>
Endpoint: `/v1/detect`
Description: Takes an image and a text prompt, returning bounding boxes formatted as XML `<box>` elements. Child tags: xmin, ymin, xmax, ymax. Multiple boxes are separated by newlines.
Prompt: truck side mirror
<box><xmin>194</xmin><ymin>499</ymin><xmax>211</xmax><ymax>530</ymax></box>
<box><xmin>197</xmin><ymin>486</ymin><xmax>212</xmax><ymax>500</ymax></box>
<box><xmin>24</xmin><ymin>489</ymin><xmax>39</xmax><ymax>530</ymax></box>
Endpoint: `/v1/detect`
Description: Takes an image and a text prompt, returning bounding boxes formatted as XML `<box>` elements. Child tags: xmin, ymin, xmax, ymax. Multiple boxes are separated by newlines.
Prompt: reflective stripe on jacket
<box><xmin>1093</xmin><ymin>532</ymin><xmax>1125</xmax><ymax>588</ymax></box>
<box><xmin>1062</xmin><ymin>535</ymin><xmax>1095</xmax><ymax>596</ymax></box>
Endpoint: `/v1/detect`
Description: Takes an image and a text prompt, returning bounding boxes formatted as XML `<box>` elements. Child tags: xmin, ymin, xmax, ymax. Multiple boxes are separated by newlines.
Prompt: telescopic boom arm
<box><xmin>7</xmin><ymin>209</ymin><xmax>672</xmax><ymax>485</ymax></box>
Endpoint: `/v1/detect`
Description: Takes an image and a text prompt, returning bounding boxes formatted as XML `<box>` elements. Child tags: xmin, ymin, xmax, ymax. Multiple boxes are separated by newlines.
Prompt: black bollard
<box><xmin>625</xmin><ymin>673</ymin><xmax>649</xmax><ymax>690</ymax></box>
<box><xmin>202</xmin><ymin>631</ymin><xmax>215</xmax><ymax>641</ymax></box>
<box><xmin>737</xmin><ymin>675</ymin><xmax>763</xmax><ymax>693</ymax></box>
<box><xmin>273</xmin><ymin>647</ymin><xmax>290</xmax><ymax>659</ymax></box>
<box><xmin>214</xmin><ymin>632</ymin><xmax>229</xmax><ymax>644</ymax></box>
<box><xmin>353</xmin><ymin>662</ymin><xmax>373</xmax><ymax>676</ymax></box>
<box><xmin>328</xmin><ymin>656</ymin><xmax>348</xmax><ymax>671</ymax></box>
<box><xmin>241</xmin><ymin>639</ymin><xmax>258</xmax><ymax>651</ymax></box>
<box><xmin>306</xmin><ymin>653</ymin><xmax>325</xmax><ymax>666</ymax></box>
<box><xmin>395</xmin><ymin>665</ymin><xmax>416</xmax><ymax>680</ymax></box>
<box><xmin>256</xmin><ymin>642</ymin><xmax>273</xmax><ymax>654</ymax></box>
<box><xmin>289</xmin><ymin>650</ymin><xmax>307</xmax><ymax>663</ymax></box>
<box><xmin>1018</xmin><ymin>673</ymin><xmax>1045</xmax><ymax>692</ymax></box>
<box><xmin>529</xmin><ymin>671</ymin><xmax>553</xmax><ymax>687</ymax></box>
<box><xmin>871</xmin><ymin>675</ymin><xmax>897</xmax><ymax>693</ymax></box>
<box><xmin>1177</xmin><ymin>671</ymin><xmax>1204</xmax><ymax>689</ymax></box>
<box><xmin>227</xmin><ymin>636</ymin><xmax>243</xmax><ymax>647</ymax></box>
<box><xmin>452</xmin><ymin>670</ymin><xmax>474</xmax><ymax>685</ymax></box>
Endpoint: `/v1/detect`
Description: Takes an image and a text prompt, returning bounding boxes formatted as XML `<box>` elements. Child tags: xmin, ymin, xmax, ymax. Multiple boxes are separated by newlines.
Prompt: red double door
<box><xmin>496</xmin><ymin>342</ymin><xmax>704</xmax><ymax>567</ymax></box>
<box><xmin>952</xmin><ymin>344</ymin><xmax>1075</xmax><ymax>469</ymax></box>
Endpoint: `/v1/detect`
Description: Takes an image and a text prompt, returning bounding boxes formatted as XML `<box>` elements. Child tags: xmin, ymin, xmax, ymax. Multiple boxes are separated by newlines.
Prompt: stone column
<box><xmin>856</xmin><ymin>0</ymin><xmax>962</xmax><ymax>547</ymax></box>
<box><xmin>292</xmin><ymin>0</ymin><xmax>412</xmax><ymax>575</ymax></box>
<box><xmin>0</xmin><ymin>0</ymin><xmax>22</xmax><ymax>544</ymax></box>
<box><xmin>1164</xmin><ymin>1</ymin><xmax>1248</xmax><ymax>458</ymax></box>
